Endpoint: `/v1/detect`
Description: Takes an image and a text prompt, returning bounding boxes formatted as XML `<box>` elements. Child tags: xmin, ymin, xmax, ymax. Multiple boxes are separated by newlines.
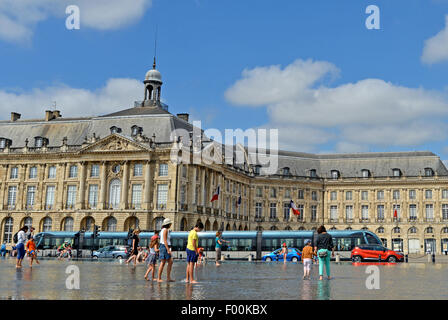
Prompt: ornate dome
<box><xmin>145</xmin><ymin>68</ymin><xmax>162</xmax><ymax>82</ymax></box>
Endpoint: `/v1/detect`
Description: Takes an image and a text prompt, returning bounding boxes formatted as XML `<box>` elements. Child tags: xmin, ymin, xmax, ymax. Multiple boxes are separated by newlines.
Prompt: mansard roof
<box><xmin>0</xmin><ymin>105</ymin><xmax>194</xmax><ymax>148</ymax></box>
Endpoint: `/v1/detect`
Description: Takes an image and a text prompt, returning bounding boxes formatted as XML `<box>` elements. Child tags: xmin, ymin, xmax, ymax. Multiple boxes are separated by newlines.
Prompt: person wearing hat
<box><xmin>280</xmin><ymin>242</ymin><xmax>288</xmax><ymax>263</ymax></box>
<box><xmin>301</xmin><ymin>239</ymin><xmax>315</xmax><ymax>279</ymax></box>
<box><xmin>157</xmin><ymin>218</ymin><xmax>175</xmax><ymax>282</ymax></box>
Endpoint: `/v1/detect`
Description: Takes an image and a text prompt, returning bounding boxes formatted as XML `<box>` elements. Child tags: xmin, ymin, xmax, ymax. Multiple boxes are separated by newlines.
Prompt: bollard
<box><xmin>248</xmin><ymin>254</ymin><xmax>252</xmax><ymax>262</ymax></box>
<box><xmin>432</xmin><ymin>253</ymin><xmax>435</xmax><ymax>263</ymax></box>
<box><xmin>335</xmin><ymin>253</ymin><xmax>340</xmax><ymax>263</ymax></box>
<box><xmin>405</xmin><ymin>254</ymin><xmax>408</xmax><ymax>263</ymax></box>
<box><xmin>221</xmin><ymin>254</ymin><xmax>225</xmax><ymax>261</ymax></box>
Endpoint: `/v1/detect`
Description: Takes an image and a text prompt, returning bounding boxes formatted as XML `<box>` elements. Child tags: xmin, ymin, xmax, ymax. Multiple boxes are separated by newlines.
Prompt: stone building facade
<box><xmin>1</xmin><ymin>64</ymin><xmax>448</xmax><ymax>254</ymax></box>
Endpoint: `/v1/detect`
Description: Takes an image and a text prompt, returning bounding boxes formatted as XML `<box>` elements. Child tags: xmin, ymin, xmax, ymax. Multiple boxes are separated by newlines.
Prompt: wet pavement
<box><xmin>1</xmin><ymin>257</ymin><xmax>447</xmax><ymax>300</ymax></box>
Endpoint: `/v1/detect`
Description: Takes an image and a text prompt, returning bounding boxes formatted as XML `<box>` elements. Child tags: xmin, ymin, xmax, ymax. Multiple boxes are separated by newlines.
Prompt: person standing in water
<box><xmin>186</xmin><ymin>222</ymin><xmax>204</xmax><ymax>283</ymax></box>
<box><xmin>126</xmin><ymin>229</ymin><xmax>141</xmax><ymax>266</ymax></box>
<box><xmin>144</xmin><ymin>235</ymin><xmax>160</xmax><ymax>281</ymax></box>
<box><xmin>15</xmin><ymin>226</ymin><xmax>28</xmax><ymax>268</ymax></box>
<box><xmin>280</xmin><ymin>243</ymin><xmax>288</xmax><ymax>263</ymax></box>
<box><xmin>301</xmin><ymin>239</ymin><xmax>314</xmax><ymax>279</ymax></box>
<box><xmin>157</xmin><ymin>219</ymin><xmax>175</xmax><ymax>282</ymax></box>
<box><xmin>314</xmin><ymin>225</ymin><xmax>334</xmax><ymax>280</ymax></box>
<box><xmin>215</xmin><ymin>231</ymin><xmax>228</xmax><ymax>266</ymax></box>
<box><xmin>26</xmin><ymin>236</ymin><xmax>39</xmax><ymax>267</ymax></box>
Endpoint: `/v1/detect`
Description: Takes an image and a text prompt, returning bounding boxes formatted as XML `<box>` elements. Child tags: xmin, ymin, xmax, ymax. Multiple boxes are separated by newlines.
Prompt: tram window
<box><xmin>334</xmin><ymin>238</ymin><xmax>353</xmax><ymax>251</ymax></box>
<box><xmin>365</xmin><ymin>233</ymin><xmax>381</xmax><ymax>245</ymax></box>
<box><xmin>84</xmin><ymin>238</ymin><xmax>92</xmax><ymax>248</ymax></box>
<box><xmin>43</xmin><ymin>237</ymin><xmax>51</xmax><ymax>249</ymax></box>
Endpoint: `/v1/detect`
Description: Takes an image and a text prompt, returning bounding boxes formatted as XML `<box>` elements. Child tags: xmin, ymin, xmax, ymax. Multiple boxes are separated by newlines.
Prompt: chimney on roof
<box><xmin>53</xmin><ymin>110</ymin><xmax>61</xmax><ymax>118</ymax></box>
<box><xmin>11</xmin><ymin>112</ymin><xmax>21</xmax><ymax>122</ymax></box>
<box><xmin>177</xmin><ymin>113</ymin><xmax>189</xmax><ymax>123</ymax></box>
<box><xmin>45</xmin><ymin>110</ymin><xmax>54</xmax><ymax>121</ymax></box>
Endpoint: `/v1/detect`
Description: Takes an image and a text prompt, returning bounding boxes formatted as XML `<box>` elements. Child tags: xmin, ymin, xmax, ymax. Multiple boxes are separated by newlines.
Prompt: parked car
<box><xmin>351</xmin><ymin>245</ymin><xmax>404</xmax><ymax>262</ymax></box>
<box><xmin>92</xmin><ymin>245</ymin><xmax>130</xmax><ymax>259</ymax></box>
<box><xmin>262</xmin><ymin>248</ymin><xmax>302</xmax><ymax>262</ymax></box>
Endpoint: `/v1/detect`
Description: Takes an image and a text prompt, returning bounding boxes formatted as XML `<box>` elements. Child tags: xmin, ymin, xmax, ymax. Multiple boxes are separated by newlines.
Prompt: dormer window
<box><xmin>282</xmin><ymin>167</ymin><xmax>290</xmax><ymax>176</ymax></box>
<box><xmin>392</xmin><ymin>168</ymin><xmax>401</xmax><ymax>177</ymax></box>
<box><xmin>310</xmin><ymin>169</ymin><xmax>317</xmax><ymax>178</ymax></box>
<box><xmin>34</xmin><ymin>136</ymin><xmax>48</xmax><ymax>148</ymax></box>
<box><xmin>424</xmin><ymin>168</ymin><xmax>434</xmax><ymax>177</ymax></box>
<box><xmin>331</xmin><ymin>170</ymin><xmax>339</xmax><ymax>179</ymax></box>
<box><xmin>0</xmin><ymin>138</ymin><xmax>11</xmax><ymax>149</ymax></box>
<box><xmin>131</xmin><ymin>125</ymin><xmax>142</xmax><ymax>137</ymax></box>
<box><xmin>254</xmin><ymin>165</ymin><xmax>261</xmax><ymax>175</ymax></box>
<box><xmin>110</xmin><ymin>126</ymin><xmax>122</xmax><ymax>134</ymax></box>
<box><xmin>361</xmin><ymin>169</ymin><xmax>370</xmax><ymax>178</ymax></box>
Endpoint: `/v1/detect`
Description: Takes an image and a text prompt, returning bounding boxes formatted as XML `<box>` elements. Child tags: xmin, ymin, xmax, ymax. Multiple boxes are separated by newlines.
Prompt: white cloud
<box><xmin>422</xmin><ymin>15</ymin><xmax>448</xmax><ymax>64</ymax></box>
<box><xmin>0</xmin><ymin>78</ymin><xmax>143</xmax><ymax>120</ymax></box>
<box><xmin>225</xmin><ymin>58</ymin><xmax>448</xmax><ymax>153</ymax></box>
<box><xmin>0</xmin><ymin>0</ymin><xmax>152</xmax><ymax>43</ymax></box>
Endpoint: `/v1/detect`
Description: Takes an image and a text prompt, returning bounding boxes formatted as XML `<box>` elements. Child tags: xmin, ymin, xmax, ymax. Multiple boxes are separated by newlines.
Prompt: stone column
<box><xmin>99</xmin><ymin>162</ymin><xmax>107</xmax><ymax>209</ymax></box>
<box><xmin>56</xmin><ymin>163</ymin><xmax>66</xmax><ymax>210</ymax></box>
<box><xmin>144</xmin><ymin>160</ymin><xmax>151</xmax><ymax>210</ymax></box>
<box><xmin>120</xmin><ymin>161</ymin><xmax>129</xmax><ymax>209</ymax></box>
<box><xmin>0</xmin><ymin>165</ymin><xmax>7</xmax><ymax>210</ymax></box>
<box><xmin>77</xmin><ymin>162</ymin><xmax>87</xmax><ymax>209</ymax></box>
<box><xmin>17</xmin><ymin>164</ymin><xmax>26</xmax><ymax>210</ymax></box>
<box><xmin>36</xmin><ymin>164</ymin><xmax>45</xmax><ymax>211</ymax></box>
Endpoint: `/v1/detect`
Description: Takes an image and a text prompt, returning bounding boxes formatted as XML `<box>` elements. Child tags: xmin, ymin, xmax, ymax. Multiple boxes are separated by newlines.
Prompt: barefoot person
<box><xmin>186</xmin><ymin>222</ymin><xmax>204</xmax><ymax>283</ymax></box>
<box><xmin>301</xmin><ymin>239</ymin><xmax>314</xmax><ymax>279</ymax></box>
<box><xmin>281</xmin><ymin>243</ymin><xmax>288</xmax><ymax>263</ymax></box>
<box><xmin>314</xmin><ymin>225</ymin><xmax>334</xmax><ymax>280</ymax></box>
<box><xmin>26</xmin><ymin>236</ymin><xmax>39</xmax><ymax>267</ymax></box>
<box><xmin>157</xmin><ymin>219</ymin><xmax>175</xmax><ymax>282</ymax></box>
<box><xmin>126</xmin><ymin>229</ymin><xmax>141</xmax><ymax>266</ymax></box>
<box><xmin>144</xmin><ymin>235</ymin><xmax>160</xmax><ymax>281</ymax></box>
<box><xmin>15</xmin><ymin>226</ymin><xmax>28</xmax><ymax>268</ymax></box>
<box><xmin>215</xmin><ymin>231</ymin><xmax>228</xmax><ymax>266</ymax></box>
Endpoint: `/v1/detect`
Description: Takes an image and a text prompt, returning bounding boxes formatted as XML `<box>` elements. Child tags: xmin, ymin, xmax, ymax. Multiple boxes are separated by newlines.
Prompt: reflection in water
<box><xmin>316</xmin><ymin>280</ymin><xmax>331</xmax><ymax>300</ymax></box>
<box><xmin>1</xmin><ymin>259</ymin><xmax>448</xmax><ymax>300</ymax></box>
<box><xmin>301</xmin><ymin>280</ymin><xmax>313</xmax><ymax>300</ymax></box>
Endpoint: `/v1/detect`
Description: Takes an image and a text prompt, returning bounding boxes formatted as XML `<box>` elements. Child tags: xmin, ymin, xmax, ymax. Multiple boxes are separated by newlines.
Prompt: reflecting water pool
<box><xmin>1</xmin><ymin>257</ymin><xmax>447</xmax><ymax>300</ymax></box>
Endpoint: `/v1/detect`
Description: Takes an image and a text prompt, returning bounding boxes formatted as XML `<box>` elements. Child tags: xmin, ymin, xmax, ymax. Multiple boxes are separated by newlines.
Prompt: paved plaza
<box><xmin>1</xmin><ymin>257</ymin><xmax>448</xmax><ymax>300</ymax></box>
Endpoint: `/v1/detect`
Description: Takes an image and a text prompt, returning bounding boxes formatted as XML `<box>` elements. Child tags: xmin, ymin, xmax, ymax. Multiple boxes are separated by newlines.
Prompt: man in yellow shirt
<box><xmin>186</xmin><ymin>222</ymin><xmax>204</xmax><ymax>283</ymax></box>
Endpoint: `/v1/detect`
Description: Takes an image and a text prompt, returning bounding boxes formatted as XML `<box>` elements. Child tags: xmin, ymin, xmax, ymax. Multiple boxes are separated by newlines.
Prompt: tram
<box><xmin>34</xmin><ymin>229</ymin><xmax>382</xmax><ymax>260</ymax></box>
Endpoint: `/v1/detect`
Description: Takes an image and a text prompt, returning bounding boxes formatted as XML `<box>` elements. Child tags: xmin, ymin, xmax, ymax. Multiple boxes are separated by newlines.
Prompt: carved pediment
<box><xmin>79</xmin><ymin>134</ymin><xmax>150</xmax><ymax>154</ymax></box>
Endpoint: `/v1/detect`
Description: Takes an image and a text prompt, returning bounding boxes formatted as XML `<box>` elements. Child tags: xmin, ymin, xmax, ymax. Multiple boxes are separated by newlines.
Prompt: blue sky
<box><xmin>1</xmin><ymin>0</ymin><xmax>448</xmax><ymax>158</ymax></box>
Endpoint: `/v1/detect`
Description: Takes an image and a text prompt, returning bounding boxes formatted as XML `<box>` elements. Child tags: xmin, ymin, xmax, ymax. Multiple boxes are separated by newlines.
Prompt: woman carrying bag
<box><xmin>314</xmin><ymin>225</ymin><xmax>334</xmax><ymax>280</ymax></box>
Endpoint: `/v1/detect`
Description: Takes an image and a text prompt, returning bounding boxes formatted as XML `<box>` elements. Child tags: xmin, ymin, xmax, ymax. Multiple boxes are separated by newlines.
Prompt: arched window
<box><xmin>23</xmin><ymin>217</ymin><xmax>33</xmax><ymax>229</ymax></box>
<box><xmin>43</xmin><ymin>217</ymin><xmax>52</xmax><ymax>231</ymax></box>
<box><xmin>426</xmin><ymin>227</ymin><xmax>434</xmax><ymax>233</ymax></box>
<box><xmin>3</xmin><ymin>218</ymin><xmax>13</xmax><ymax>243</ymax></box>
<box><xmin>82</xmin><ymin>217</ymin><xmax>94</xmax><ymax>231</ymax></box>
<box><xmin>270</xmin><ymin>226</ymin><xmax>278</xmax><ymax>230</ymax></box>
<box><xmin>377</xmin><ymin>227</ymin><xmax>384</xmax><ymax>234</ymax></box>
<box><xmin>106</xmin><ymin>217</ymin><xmax>117</xmax><ymax>232</ymax></box>
<box><xmin>346</xmin><ymin>227</ymin><xmax>352</xmax><ymax>230</ymax></box>
<box><xmin>329</xmin><ymin>227</ymin><xmax>337</xmax><ymax>230</ymax></box>
<box><xmin>63</xmin><ymin>217</ymin><xmax>74</xmax><ymax>231</ymax></box>
<box><xmin>443</xmin><ymin>227</ymin><xmax>448</xmax><ymax>234</ymax></box>
<box><xmin>393</xmin><ymin>227</ymin><xmax>400</xmax><ymax>234</ymax></box>
<box><xmin>109</xmin><ymin>179</ymin><xmax>121</xmax><ymax>209</ymax></box>
<box><xmin>155</xmin><ymin>217</ymin><xmax>165</xmax><ymax>230</ymax></box>
<box><xmin>409</xmin><ymin>227</ymin><xmax>417</xmax><ymax>234</ymax></box>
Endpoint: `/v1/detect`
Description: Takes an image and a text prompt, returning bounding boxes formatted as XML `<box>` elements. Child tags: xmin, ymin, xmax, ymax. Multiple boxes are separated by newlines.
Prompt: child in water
<box><xmin>301</xmin><ymin>239</ymin><xmax>315</xmax><ymax>279</ymax></box>
<box><xmin>26</xmin><ymin>237</ymin><xmax>39</xmax><ymax>267</ymax></box>
<box><xmin>144</xmin><ymin>236</ymin><xmax>160</xmax><ymax>281</ymax></box>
